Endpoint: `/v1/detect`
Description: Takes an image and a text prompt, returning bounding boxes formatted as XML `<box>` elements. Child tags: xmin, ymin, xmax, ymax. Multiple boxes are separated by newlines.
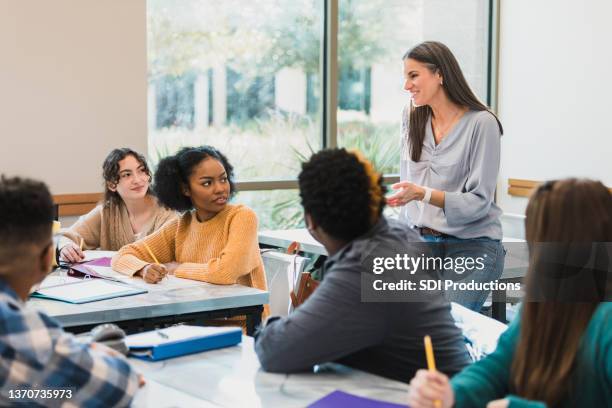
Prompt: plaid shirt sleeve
<box><xmin>0</xmin><ymin>295</ymin><xmax>138</xmax><ymax>407</ymax></box>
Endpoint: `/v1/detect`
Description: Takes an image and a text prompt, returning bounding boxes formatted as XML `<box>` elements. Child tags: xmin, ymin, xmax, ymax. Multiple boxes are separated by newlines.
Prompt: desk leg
<box><xmin>492</xmin><ymin>289</ymin><xmax>507</xmax><ymax>323</ymax></box>
<box><xmin>245</xmin><ymin>305</ymin><xmax>263</xmax><ymax>336</ymax></box>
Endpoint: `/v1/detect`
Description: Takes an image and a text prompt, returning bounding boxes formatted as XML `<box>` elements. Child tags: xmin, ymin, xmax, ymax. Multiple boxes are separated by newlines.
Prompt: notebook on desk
<box><xmin>308</xmin><ymin>391</ymin><xmax>406</xmax><ymax>408</ymax></box>
<box><xmin>125</xmin><ymin>325</ymin><xmax>242</xmax><ymax>361</ymax></box>
<box><xmin>31</xmin><ymin>279</ymin><xmax>147</xmax><ymax>304</ymax></box>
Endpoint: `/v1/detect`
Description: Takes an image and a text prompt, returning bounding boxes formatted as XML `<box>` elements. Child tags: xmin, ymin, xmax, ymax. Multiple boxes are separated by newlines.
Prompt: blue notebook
<box><xmin>125</xmin><ymin>325</ymin><xmax>242</xmax><ymax>361</ymax></box>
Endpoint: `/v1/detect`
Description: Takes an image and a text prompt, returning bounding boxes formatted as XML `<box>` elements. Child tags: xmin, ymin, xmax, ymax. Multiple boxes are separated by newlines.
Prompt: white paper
<box><xmin>35</xmin><ymin>279</ymin><xmax>141</xmax><ymax>302</ymax></box>
<box><xmin>37</xmin><ymin>275</ymin><xmax>81</xmax><ymax>289</ymax></box>
<box><xmin>84</xmin><ymin>265</ymin><xmax>203</xmax><ymax>292</ymax></box>
<box><xmin>125</xmin><ymin>325</ymin><xmax>241</xmax><ymax>348</ymax></box>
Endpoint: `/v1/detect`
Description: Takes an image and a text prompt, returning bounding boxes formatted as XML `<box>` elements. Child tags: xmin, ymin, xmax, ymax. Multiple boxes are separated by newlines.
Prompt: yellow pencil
<box><xmin>143</xmin><ymin>242</ymin><xmax>160</xmax><ymax>265</ymax></box>
<box><xmin>79</xmin><ymin>238</ymin><xmax>84</xmax><ymax>251</ymax></box>
<box><xmin>424</xmin><ymin>335</ymin><xmax>441</xmax><ymax>408</ymax></box>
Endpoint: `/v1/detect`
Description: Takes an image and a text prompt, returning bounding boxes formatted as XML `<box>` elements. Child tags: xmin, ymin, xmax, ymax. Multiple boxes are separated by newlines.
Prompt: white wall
<box><xmin>498</xmin><ymin>0</ymin><xmax>612</xmax><ymax>215</ymax></box>
<box><xmin>0</xmin><ymin>0</ymin><xmax>147</xmax><ymax>195</ymax></box>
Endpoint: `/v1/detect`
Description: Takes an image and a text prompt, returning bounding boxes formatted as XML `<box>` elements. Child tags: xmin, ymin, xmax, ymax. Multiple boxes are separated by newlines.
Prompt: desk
<box><xmin>259</xmin><ymin>229</ymin><xmax>327</xmax><ymax>256</ymax></box>
<box><xmin>28</xmin><ymin>273</ymin><xmax>269</xmax><ymax>336</ymax></box>
<box><xmin>260</xmin><ymin>228</ymin><xmax>528</xmax><ymax>322</ymax></box>
<box><xmin>131</xmin><ymin>336</ymin><xmax>408</xmax><ymax>407</ymax></box>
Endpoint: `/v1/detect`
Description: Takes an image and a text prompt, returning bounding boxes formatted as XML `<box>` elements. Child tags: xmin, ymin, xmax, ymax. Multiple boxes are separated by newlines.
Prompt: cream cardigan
<box><xmin>59</xmin><ymin>199</ymin><xmax>177</xmax><ymax>251</ymax></box>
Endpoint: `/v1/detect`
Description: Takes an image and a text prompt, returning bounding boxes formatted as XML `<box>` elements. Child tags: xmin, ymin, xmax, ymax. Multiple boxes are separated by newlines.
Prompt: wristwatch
<box><xmin>422</xmin><ymin>186</ymin><xmax>432</xmax><ymax>204</ymax></box>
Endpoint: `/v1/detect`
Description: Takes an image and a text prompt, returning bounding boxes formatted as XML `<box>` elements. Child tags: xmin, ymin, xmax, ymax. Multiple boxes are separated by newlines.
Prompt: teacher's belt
<box><xmin>417</xmin><ymin>227</ymin><xmax>448</xmax><ymax>237</ymax></box>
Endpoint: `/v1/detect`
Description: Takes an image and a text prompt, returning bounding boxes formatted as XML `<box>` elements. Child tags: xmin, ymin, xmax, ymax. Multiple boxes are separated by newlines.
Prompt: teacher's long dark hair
<box><xmin>403</xmin><ymin>41</ymin><xmax>503</xmax><ymax>162</ymax></box>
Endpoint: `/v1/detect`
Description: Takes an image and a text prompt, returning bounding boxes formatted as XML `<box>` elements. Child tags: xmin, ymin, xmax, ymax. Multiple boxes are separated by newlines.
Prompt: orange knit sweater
<box><xmin>111</xmin><ymin>205</ymin><xmax>267</xmax><ymax>294</ymax></box>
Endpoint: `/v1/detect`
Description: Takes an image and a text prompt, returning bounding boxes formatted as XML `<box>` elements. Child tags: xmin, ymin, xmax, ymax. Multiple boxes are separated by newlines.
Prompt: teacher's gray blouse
<box><xmin>400</xmin><ymin>108</ymin><xmax>503</xmax><ymax>240</ymax></box>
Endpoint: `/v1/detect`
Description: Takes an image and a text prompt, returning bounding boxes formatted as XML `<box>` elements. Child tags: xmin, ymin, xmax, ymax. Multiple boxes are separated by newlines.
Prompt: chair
<box><xmin>261</xmin><ymin>250</ymin><xmax>308</xmax><ymax>317</ymax></box>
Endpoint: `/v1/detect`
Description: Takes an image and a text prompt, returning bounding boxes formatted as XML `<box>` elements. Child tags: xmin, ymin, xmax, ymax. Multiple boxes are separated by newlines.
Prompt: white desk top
<box><xmin>28</xmin><ymin>272</ymin><xmax>268</xmax><ymax>328</ymax></box>
<box><xmin>131</xmin><ymin>336</ymin><xmax>409</xmax><ymax>408</ymax></box>
<box><xmin>259</xmin><ymin>228</ymin><xmax>528</xmax><ymax>279</ymax></box>
<box><xmin>259</xmin><ymin>229</ymin><xmax>327</xmax><ymax>256</ymax></box>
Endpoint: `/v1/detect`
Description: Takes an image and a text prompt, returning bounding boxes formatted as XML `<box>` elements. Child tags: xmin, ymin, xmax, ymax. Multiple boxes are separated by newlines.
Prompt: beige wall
<box><xmin>497</xmin><ymin>0</ymin><xmax>612</xmax><ymax>215</ymax></box>
<box><xmin>0</xmin><ymin>0</ymin><xmax>147</xmax><ymax>195</ymax></box>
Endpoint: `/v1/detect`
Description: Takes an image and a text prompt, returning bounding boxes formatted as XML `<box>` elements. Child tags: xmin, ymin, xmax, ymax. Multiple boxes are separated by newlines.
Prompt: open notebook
<box><xmin>31</xmin><ymin>279</ymin><xmax>147</xmax><ymax>304</ymax></box>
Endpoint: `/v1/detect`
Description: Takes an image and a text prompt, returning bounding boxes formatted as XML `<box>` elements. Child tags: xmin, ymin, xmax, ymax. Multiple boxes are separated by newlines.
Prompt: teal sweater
<box><xmin>451</xmin><ymin>302</ymin><xmax>612</xmax><ymax>408</ymax></box>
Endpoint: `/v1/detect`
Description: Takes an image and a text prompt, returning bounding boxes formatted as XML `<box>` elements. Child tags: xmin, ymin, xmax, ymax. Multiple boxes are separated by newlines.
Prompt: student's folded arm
<box><xmin>174</xmin><ymin>209</ymin><xmax>260</xmax><ymax>284</ymax></box>
<box><xmin>59</xmin><ymin>205</ymin><xmax>103</xmax><ymax>250</ymax></box>
<box><xmin>444</xmin><ymin>114</ymin><xmax>501</xmax><ymax>226</ymax></box>
<box><xmin>111</xmin><ymin>219</ymin><xmax>178</xmax><ymax>276</ymax></box>
<box><xmin>254</xmin><ymin>270</ymin><xmax>385</xmax><ymax>373</ymax></box>
<box><xmin>451</xmin><ymin>318</ymin><xmax>519</xmax><ymax>408</ymax></box>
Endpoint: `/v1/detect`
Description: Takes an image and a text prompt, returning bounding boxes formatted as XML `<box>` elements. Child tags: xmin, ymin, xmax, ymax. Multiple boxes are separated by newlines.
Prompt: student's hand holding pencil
<box><xmin>407</xmin><ymin>336</ymin><xmax>454</xmax><ymax>408</ymax></box>
<box><xmin>136</xmin><ymin>241</ymin><xmax>168</xmax><ymax>284</ymax></box>
<box><xmin>137</xmin><ymin>263</ymin><xmax>167</xmax><ymax>284</ymax></box>
<box><xmin>407</xmin><ymin>369</ymin><xmax>453</xmax><ymax>408</ymax></box>
<box><xmin>59</xmin><ymin>241</ymin><xmax>85</xmax><ymax>263</ymax></box>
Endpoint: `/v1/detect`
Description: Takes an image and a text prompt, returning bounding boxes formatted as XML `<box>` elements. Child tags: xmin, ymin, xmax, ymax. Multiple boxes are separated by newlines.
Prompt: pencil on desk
<box><xmin>424</xmin><ymin>335</ymin><xmax>441</xmax><ymax>408</ymax></box>
<box><xmin>79</xmin><ymin>238</ymin><xmax>84</xmax><ymax>251</ymax></box>
<box><xmin>143</xmin><ymin>242</ymin><xmax>160</xmax><ymax>265</ymax></box>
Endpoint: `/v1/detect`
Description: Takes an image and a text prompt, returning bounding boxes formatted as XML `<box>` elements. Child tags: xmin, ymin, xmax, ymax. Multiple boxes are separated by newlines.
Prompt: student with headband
<box><xmin>255</xmin><ymin>148</ymin><xmax>470</xmax><ymax>383</ymax></box>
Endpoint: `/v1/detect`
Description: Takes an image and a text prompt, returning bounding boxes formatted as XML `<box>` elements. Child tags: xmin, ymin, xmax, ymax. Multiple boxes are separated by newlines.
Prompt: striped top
<box><xmin>112</xmin><ymin>204</ymin><xmax>267</xmax><ymax>292</ymax></box>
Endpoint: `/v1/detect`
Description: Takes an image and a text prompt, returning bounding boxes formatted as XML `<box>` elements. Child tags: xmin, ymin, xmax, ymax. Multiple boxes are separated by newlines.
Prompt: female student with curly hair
<box><xmin>407</xmin><ymin>179</ymin><xmax>611</xmax><ymax>408</ymax></box>
<box><xmin>59</xmin><ymin>148</ymin><xmax>176</xmax><ymax>262</ymax></box>
<box><xmin>111</xmin><ymin>146</ymin><xmax>266</xmax><ymax>310</ymax></box>
<box><xmin>255</xmin><ymin>148</ymin><xmax>470</xmax><ymax>383</ymax></box>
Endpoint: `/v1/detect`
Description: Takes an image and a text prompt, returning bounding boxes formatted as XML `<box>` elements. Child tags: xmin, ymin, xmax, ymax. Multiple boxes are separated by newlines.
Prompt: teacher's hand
<box><xmin>387</xmin><ymin>182</ymin><xmax>424</xmax><ymax>207</ymax></box>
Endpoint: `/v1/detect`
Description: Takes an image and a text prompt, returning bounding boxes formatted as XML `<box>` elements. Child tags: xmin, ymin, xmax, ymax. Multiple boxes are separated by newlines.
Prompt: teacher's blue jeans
<box><xmin>421</xmin><ymin>234</ymin><xmax>506</xmax><ymax>312</ymax></box>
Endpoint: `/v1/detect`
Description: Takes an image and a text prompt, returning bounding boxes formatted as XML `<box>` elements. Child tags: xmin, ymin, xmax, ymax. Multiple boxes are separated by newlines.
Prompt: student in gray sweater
<box><xmin>255</xmin><ymin>148</ymin><xmax>470</xmax><ymax>383</ymax></box>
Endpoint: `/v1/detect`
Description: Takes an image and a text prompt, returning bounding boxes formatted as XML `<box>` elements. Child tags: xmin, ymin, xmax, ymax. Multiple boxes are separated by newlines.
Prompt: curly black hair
<box><xmin>0</xmin><ymin>175</ymin><xmax>54</xmax><ymax>248</ymax></box>
<box><xmin>153</xmin><ymin>146</ymin><xmax>236</xmax><ymax>212</ymax></box>
<box><xmin>102</xmin><ymin>148</ymin><xmax>152</xmax><ymax>208</ymax></box>
<box><xmin>298</xmin><ymin>148</ymin><xmax>386</xmax><ymax>241</ymax></box>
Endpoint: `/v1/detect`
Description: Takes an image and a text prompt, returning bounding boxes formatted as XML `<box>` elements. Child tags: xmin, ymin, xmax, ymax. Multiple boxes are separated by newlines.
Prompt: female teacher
<box><xmin>388</xmin><ymin>41</ymin><xmax>505</xmax><ymax>311</ymax></box>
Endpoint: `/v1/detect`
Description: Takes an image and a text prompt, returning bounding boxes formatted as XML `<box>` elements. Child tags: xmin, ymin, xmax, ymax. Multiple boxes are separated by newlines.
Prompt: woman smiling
<box><xmin>59</xmin><ymin>148</ymin><xmax>176</xmax><ymax>262</ymax></box>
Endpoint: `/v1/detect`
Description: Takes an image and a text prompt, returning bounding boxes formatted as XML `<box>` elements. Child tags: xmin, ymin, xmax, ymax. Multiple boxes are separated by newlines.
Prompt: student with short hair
<box><xmin>0</xmin><ymin>176</ymin><xmax>139</xmax><ymax>406</ymax></box>
<box><xmin>111</xmin><ymin>146</ymin><xmax>266</xmax><ymax>322</ymax></box>
<box><xmin>254</xmin><ymin>148</ymin><xmax>470</xmax><ymax>383</ymax></box>
<box><xmin>59</xmin><ymin>148</ymin><xmax>176</xmax><ymax>262</ymax></box>
<box><xmin>407</xmin><ymin>179</ymin><xmax>612</xmax><ymax>408</ymax></box>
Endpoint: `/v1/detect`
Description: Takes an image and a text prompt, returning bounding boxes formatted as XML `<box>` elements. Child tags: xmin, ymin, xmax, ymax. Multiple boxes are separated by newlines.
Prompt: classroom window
<box><xmin>147</xmin><ymin>0</ymin><xmax>494</xmax><ymax>229</ymax></box>
<box><xmin>234</xmin><ymin>190</ymin><xmax>303</xmax><ymax>230</ymax></box>
<box><xmin>147</xmin><ymin>0</ymin><xmax>322</xmax><ymax>185</ymax></box>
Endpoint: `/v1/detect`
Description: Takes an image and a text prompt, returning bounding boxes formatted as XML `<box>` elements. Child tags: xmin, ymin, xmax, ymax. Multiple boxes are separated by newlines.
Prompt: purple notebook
<box><xmin>83</xmin><ymin>257</ymin><xmax>112</xmax><ymax>267</ymax></box>
<box><xmin>308</xmin><ymin>391</ymin><xmax>407</xmax><ymax>408</ymax></box>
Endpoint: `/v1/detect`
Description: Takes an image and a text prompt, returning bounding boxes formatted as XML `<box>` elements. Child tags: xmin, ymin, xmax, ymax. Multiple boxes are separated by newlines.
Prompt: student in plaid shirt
<box><xmin>0</xmin><ymin>176</ymin><xmax>140</xmax><ymax>407</ymax></box>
